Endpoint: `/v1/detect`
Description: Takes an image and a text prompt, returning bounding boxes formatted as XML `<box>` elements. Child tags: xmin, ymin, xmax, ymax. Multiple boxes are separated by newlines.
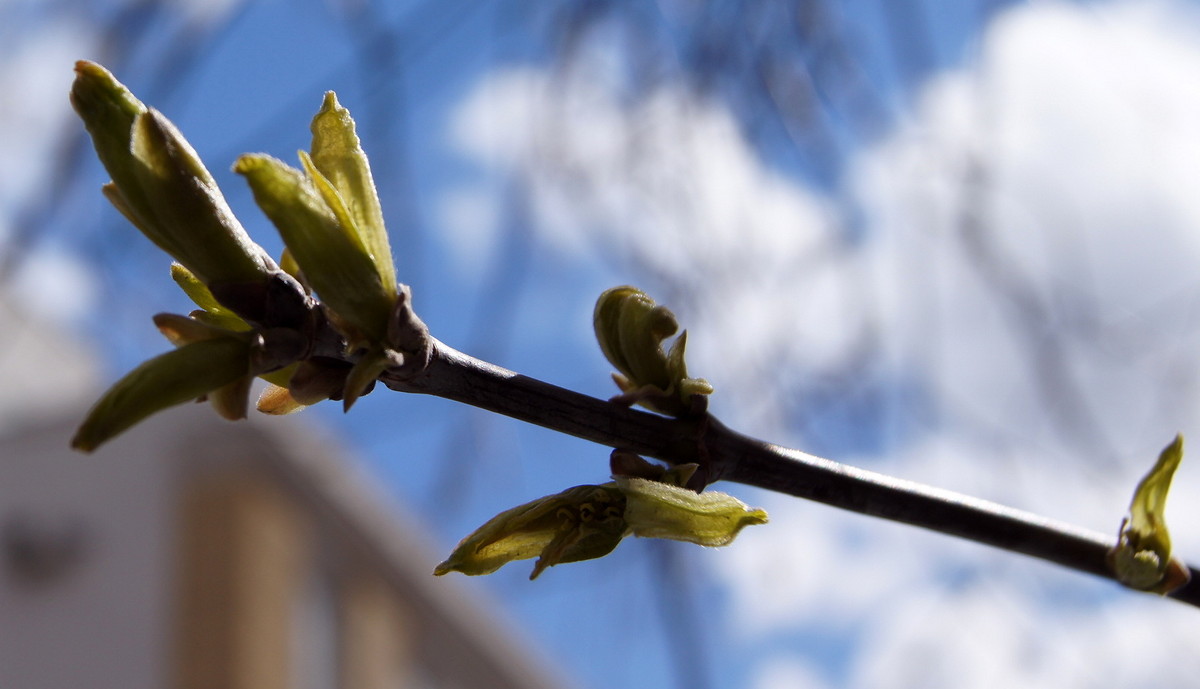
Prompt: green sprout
<box><xmin>593</xmin><ymin>286</ymin><xmax>713</xmax><ymax>416</ymax></box>
<box><xmin>72</xmin><ymin>336</ymin><xmax>252</xmax><ymax>452</ymax></box>
<box><xmin>1108</xmin><ymin>434</ymin><xmax>1191</xmax><ymax>594</ymax></box>
<box><xmin>70</xmin><ymin>61</ymin><xmax>423</xmax><ymax>450</ymax></box>
<box><xmin>71</xmin><ymin>61</ymin><xmax>277</xmax><ymax>297</ymax></box>
<box><xmin>435</xmin><ymin>455</ymin><xmax>766</xmax><ymax>580</ymax></box>
<box><xmin>235</xmin><ymin>92</ymin><xmax>414</xmax><ymax>410</ymax></box>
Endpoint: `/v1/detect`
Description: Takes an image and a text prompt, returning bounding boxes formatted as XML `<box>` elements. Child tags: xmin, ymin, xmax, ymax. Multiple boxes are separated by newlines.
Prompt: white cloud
<box><xmin>850</xmin><ymin>583</ymin><xmax>1200</xmax><ymax>689</ymax></box>
<box><xmin>450</xmin><ymin>65</ymin><xmax>864</xmax><ymax>436</ymax></box>
<box><xmin>716</xmin><ymin>430</ymin><xmax>1200</xmax><ymax>633</ymax></box>
<box><xmin>451</xmin><ymin>66</ymin><xmax>834</xmax><ymax>278</ymax></box>
<box><xmin>855</xmin><ymin>0</ymin><xmax>1200</xmax><ymax>460</ymax></box>
<box><xmin>723</xmin><ymin>2</ymin><xmax>1200</xmax><ymax>686</ymax></box>
<box><xmin>754</xmin><ymin>656</ymin><xmax>834</xmax><ymax>689</ymax></box>
<box><xmin>0</xmin><ymin>14</ymin><xmax>102</xmax><ymax>331</ymax></box>
<box><xmin>9</xmin><ymin>248</ymin><xmax>99</xmax><ymax>324</ymax></box>
<box><xmin>718</xmin><ymin>435</ymin><xmax>1200</xmax><ymax>689</ymax></box>
<box><xmin>0</xmin><ymin>18</ymin><xmax>98</xmax><ymax>240</ymax></box>
<box><xmin>169</xmin><ymin>0</ymin><xmax>245</xmax><ymax>27</ymax></box>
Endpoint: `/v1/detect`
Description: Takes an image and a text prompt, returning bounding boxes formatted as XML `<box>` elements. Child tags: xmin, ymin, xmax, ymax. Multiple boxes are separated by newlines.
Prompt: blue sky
<box><xmin>6</xmin><ymin>1</ymin><xmax>1200</xmax><ymax>688</ymax></box>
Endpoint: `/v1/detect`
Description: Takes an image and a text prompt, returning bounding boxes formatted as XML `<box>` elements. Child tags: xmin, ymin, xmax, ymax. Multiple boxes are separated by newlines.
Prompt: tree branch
<box><xmin>382</xmin><ymin>338</ymin><xmax>1200</xmax><ymax>608</ymax></box>
<box><xmin>381</xmin><ymin>339</ymin><xmax>704</xmax><ymax>464</ymax></box>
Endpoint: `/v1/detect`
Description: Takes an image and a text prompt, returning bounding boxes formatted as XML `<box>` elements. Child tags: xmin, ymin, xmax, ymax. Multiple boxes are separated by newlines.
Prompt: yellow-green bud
<box><xmin>435</xmin><ymin>474</ymin><xmax>767</xmax><ymax>580</ymax></box>
<box><xmin>71</xmin><ymin>61</ymin><xmax>276</xmax><ymax>291</ymax></box>
<box><xmin>617</xmin><ymin>476</ymin><xmax>768</xmax><ymax>546</ymax></box>
<box><xmin>435</xmin><ymin>484</ymin><xmax>628</xmax><ymax>580</ymax></box>
<box><xmin>310</xmin><ymin>92</ymin><xmax>396</xmax><ymax>293</ymax></box>
<box><xmin>235</xmin><ymin>153</ymin><xmax>394</xmax><ymax>347</ymax></box>
<box><xmin>1109</xmin><ymin>434</ymin><xmax>1192</xmax><ymax>593</ymax></box>
<box><xmin>170</xmin><ymin>263</ymin><xmax>250</xmax><ymax>332</ymax></box>
<box><xmin>594</xmin><ymin>286</ymin><xmax>712</xmax><ymax>416</ymax></box>
<box><xmin>72</xmin><ymin>337</ymin><xmax>252</xmax><ymax>452</ymax></box>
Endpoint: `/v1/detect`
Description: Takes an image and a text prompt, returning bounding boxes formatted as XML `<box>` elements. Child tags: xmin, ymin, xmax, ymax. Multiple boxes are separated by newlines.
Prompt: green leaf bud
<box><xmin>70</xmin><ymin>61</ymin><xmax>145</xmax><ymax>199</ymax></box>
<box><xmin>309</xmin><ymin>91</ymin><xmax>396</xmax><ymax>293</ymax></box>
<box><xmin>617</xmin><ymin>477</ymin><xmax>768</xmax><ymax>547</ymax></box>
<box><xmin>1108</xmin><ymin>434</ymin><xmax>1192</xmax><ymax>593</ymax></box>
<box><xmin>72</xmin><ymin>337</ymin><xmax>252</xmax><ymax>452</ymax></box>
<box><xmin>71</xmin><ymin>61</ymin><xmax>276</xmax><ymax>292</ymax></box>
<box><xmin>170</xmin><ymin>263</ymin><xmax>250</xmax><ymax>332</ymax></box>
<box><xmin>235</xmin><ymin>153</ymin><xmax>393</xmax><ymax>346</ymax></box>
<box><xmin>342</xmin><ymin>348</ymin><xmax>403</xmax><ymax>412</ymax></box>
<box><xmin>436</xmin><ymin>472</ymin><xmax>767</xmax><ymax>580</ymax></box>
<box><xmin>593</xmin><ymin>286</ymin><xmax>712</xmax><ymax>416</ymax></box>
<box><xmin>435</xmin><ymin>484</ymin><xmax>628</xmax><ymax>580</ymax></box>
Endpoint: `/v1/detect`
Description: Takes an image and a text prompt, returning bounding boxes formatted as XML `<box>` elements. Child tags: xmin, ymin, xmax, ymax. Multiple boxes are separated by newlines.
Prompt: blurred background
<box><xmin>3</xmin><ymin>0</ymin><xmax>1200</xmax><ymax>688</ymax></box>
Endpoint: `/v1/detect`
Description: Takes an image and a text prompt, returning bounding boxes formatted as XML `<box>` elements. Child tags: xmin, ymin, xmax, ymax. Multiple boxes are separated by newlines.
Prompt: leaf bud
<box><xmin>593</xmin><ymin>286</ymin><xmax>712</xmax><ymax>416</ymax></box>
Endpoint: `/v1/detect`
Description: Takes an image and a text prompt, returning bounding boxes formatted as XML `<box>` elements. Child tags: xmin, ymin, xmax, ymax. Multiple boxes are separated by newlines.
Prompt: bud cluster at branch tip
<box><xmin>69</xmin><ymin>62</ymin><xmax>428</xmax><ymax>452</ymax></box>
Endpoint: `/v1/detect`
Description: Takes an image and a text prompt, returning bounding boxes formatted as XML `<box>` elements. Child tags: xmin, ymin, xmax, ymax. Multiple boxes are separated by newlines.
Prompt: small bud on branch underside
<box><xmin>67</xmin><ymin>61</ymin><xmax>1200</xmax><ymax>604</ymax></box>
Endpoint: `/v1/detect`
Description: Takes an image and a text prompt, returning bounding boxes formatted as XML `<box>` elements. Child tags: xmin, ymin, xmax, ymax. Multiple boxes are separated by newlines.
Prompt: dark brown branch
<box><xmin>381</xmin><ymin>339</ymin><xmax>704</xmax><ymax>463</ymax></box>
<box><xmin>381</xmin><ymin>339</ymin><xmax>1200</xmax><ymax>608</ymax></box>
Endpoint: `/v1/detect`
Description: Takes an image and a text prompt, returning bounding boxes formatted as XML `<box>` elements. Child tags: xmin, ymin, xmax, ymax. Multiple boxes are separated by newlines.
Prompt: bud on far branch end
<box><xmin>1109</xmin><ymin>435</ymin><xmax>1191</xmax><ymax>594</ymax></box>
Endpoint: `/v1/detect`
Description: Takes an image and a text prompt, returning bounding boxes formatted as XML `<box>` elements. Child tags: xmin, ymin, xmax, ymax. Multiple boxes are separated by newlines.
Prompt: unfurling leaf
<box><xmin>593</xmin><ymin>286</ymin><xmax>712</xmax><ymax>416</ymax></box>
<box><xmin>1108</xmin><ymin>434</ymin><xmax>1191</xmax><ymax>593</ymax></box>
<box><xmin>435</xmin><ymin>484</ymin><xmax>627</xmax><ymax>580</ymax></box>
<box><xmin>618</xmin><ymin>476</ymin><xmax>768</xmax><ymax>546</ymax></box>
<box><xmin>235</xmin><ymin>153</ymin><xmax>394</xmax><ymax>345</ymax></box>
<box><xmin>234</xmin><ymin>92</ymin><xmax>401</xmax><ymax>356</ymax></box>
<box><xmin>71</xmin><ymin>61</ymin><xmax>276</xmax><ymax>294</ymax></box>
<box><xmin>309</xmin><ymin>91</ymin><xmax>395</xmax><ymax>292</ymax></box>
<box><xmin>436</xmin><ymin>470</ymin><xmax>767</xmax><ymax>580</ymax></box>
<box><xmin>72</xmin><ymin>338</ymin><xmax>252</xmax><ymax>452</ymax></box>
<box><xmin>70</xmin><ymin>64</ymin><xmax>421</xmax><ymax>452</ymax></box>
<box><xmin>170</xmin><ymin>263</ymin><xmax>250</xmax><ymax>331</ymax></box>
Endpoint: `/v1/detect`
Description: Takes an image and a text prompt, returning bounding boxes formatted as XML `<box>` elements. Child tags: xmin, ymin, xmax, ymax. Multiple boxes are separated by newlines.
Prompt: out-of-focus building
<box><xmin>0</xmin><ymin>298</ymin><xmax>573</xmax><ymax>689</ymax></box>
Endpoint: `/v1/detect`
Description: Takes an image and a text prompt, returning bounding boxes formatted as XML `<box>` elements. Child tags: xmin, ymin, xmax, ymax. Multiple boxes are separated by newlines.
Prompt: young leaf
<box><xmin>435</xmin><ymin>484</ymin><xmax>628</xmax><ymax>580</ymax></box>
<box><xmin>593</xmin><ymin>286</ymin><xmax>712</xmax><ymax>415</ymax></box>
<box><xmin>72</xmin><ymin>338</ymin><xmax>251</xmax><ymax>452</ymax></box>
<box><xmin>309</xmin><ymin>91</ymin><xmax>396</xmax><ymax>293</ymax></box>
<box><xmin>235</xmin><ymin>153</ymin><xmax>394</xmax><ymax>346</ymax></box>
<box><xmin>617</xmin><ymin>477</ymin><xmax>768</xmax><ymax>546</ymax></box>
<box><xmin>170</xmin><ymin>263</ymin><xmax>250</xmax><ymax>332</ymax></box>
<box><xmin>71</xmin><ymin>62</ymin><xmax>275</xmax><ymax>291</ymax></box>
<box><xmin>1109</xmin><ymin>434</ymin><xmax>1191</xmax><ymax>593</ymax></box>
<box><xmin>436</xmin><ymin>474</ymin><xmax>767</xmax><ymax>580</ymax></box>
